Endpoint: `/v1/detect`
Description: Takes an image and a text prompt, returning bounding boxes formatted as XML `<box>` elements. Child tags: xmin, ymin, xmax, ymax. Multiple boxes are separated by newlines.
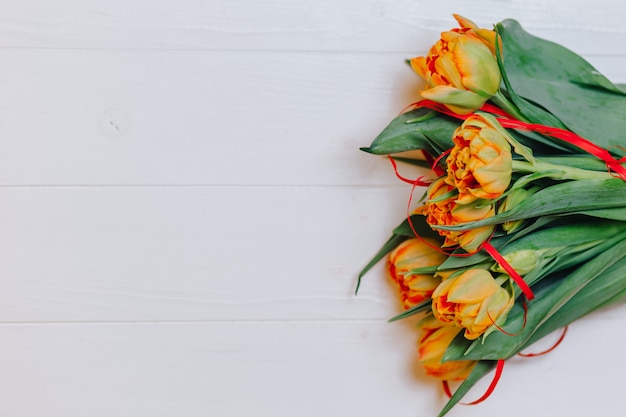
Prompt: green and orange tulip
<box><xmin>417</xmin><ymin>177</ymin><xmax>495</xmax><ymax>253</ymax></box>
<box><xmin>418</xmin><ymin>314</ymin><xmax>477</xmax><ymax>381</ymax></box>
<box><xmin>446</xmin><ymin>114</ymin><xmax>513</xmax><ymax>204</ymax></box>
<box><xmin>431</xmin><ymin>269</ymin><xmax>514</xmax><ymax>340</ymax></box>
<box><xmin>387</xmin><ymin>238</ymin><xmax>448</xmax><ymax>309</ymax></box>
<box><xmin>410</xmin><ymin>15</ymin><xmax>501</xmax><ymax>114</ymax></box>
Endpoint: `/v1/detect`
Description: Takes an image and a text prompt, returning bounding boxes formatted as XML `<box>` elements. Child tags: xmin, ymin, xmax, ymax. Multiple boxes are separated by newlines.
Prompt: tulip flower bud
<box><xmin>410</xmin><ymin>15</ymin><xmax>501</xmax><ymax>114</ymax></box>
<box><xmin>431</xmin><ymin>269</ymin><xmax>514</xmax><ymax>340</ymax></box>
<box><xmin>387</xmin><ymin>238</ymin><xmax>448</xmax><ymax>309</ymax></box>
<box><xmin>499</xmin><ymin>187</ymin><xmax>537</xmax><ymax>233</ymax></box>
<box><xmin>491</xmin><ymin>249</ymin><xmax>545</xmax><ymax>275</ymax></box>
<box><xmin>446</xmin><ymin>114</ymin><xmax>513</xmax><ymax>204</ymax></box>
<box><xmin>418</xmin><ymin>314</ymin><xmax>477</xmax><ymax>381</ymax></box>
<box><xmin>417</xmin><ymin>177</ymin><xmax>496</xmax><ymax>253</ymax></box>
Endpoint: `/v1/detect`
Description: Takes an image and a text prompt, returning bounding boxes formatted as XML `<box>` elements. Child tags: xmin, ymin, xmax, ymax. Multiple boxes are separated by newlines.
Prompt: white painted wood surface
<box><xmin>1</xmin><ymin>1</ymin><xmax>625</xmax><ymax>416</ymax></box>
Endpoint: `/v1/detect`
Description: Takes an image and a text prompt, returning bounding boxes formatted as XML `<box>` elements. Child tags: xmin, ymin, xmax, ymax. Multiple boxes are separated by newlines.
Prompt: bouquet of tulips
<box><xmin>358</xmin><ymin>15</ymin><xmax>626</xmax><ymax>416</ymax></box>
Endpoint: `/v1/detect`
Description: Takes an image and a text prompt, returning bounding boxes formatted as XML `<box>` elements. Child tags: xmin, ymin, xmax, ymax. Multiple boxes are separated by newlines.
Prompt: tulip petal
<box><xmin>453</xmin><ymin>14</ymin><xmax>479</xmax><ymax>30</ymax></box>
<box><xmin>409</xmin><ymin>56</ymin><xmax>429</xmax><ymax>82</ymax></box>
<box><xmin>417</xmin><ymin>315</ymin><xmax>478</xmax><ymax>381</ymax></box>
<box><xmin>421</xmin><ymin>86</ymin><xmax>487</xmax><ymax>114</ymax></box>
<box><xmin>434</xmin><ymin>53</ymin><xmax>463</xmax><ymax>88</ymax></box>
<box><xmin>446</xmin><ymin>269</ymin><xmax>498</xmax><ymax>303</ymax></box>
<box><xmin>474</xmin><ymin>28</ymin><xmax>498</xmax><ymax>52</ymax></box>
<box><xmin>458</xmin><ymin>225</ymin><xmax>495</xmax><ymax>253</ymax></box>
<box><xmin>454</xmin><ymin>39</ymin><xmax>501</xmax><ymax>96</ymax></box>
<box><xmin>452</xmin><ymin>201</ymin><xmax>494</xmax><ymax>222</ymax></box>
<box><xmin>473</xmin><ymin>157</ymin><xmax>512</xmax><ymax>195</ymax></box>
<box><xmin>388</xmin><ymin>238</ymin><xmax>448</xmax><ymax>309</ymax></box>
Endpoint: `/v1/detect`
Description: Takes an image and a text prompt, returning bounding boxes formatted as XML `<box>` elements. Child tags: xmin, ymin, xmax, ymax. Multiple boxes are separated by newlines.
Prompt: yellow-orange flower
<box><xmin>410</xmin><ymin>15</ymin><xmax>501</xmax><ymax>114</ymax></box>
<box><xmin>417</xmin><ymin>177</ymin><xmax>495</xmax><ymax>253</ymax></box>
<box><xmin>387</xmin><ymin>238</ymin><xmax>448</xmax><ymax>309</ymax></box>
<box><xmin>431</xmin><ymin>269</ymin><xmax>514</xmax><ymax>340</ymax></box>
<box><xmin>446</xmin><ymin>114</ymin><xmax>512</xmax><ymax>204</ymax></box>
<box><xmin>418</xmin><ymin>314</ymin><xmax>477</xmax><ymax>381</ymax></box>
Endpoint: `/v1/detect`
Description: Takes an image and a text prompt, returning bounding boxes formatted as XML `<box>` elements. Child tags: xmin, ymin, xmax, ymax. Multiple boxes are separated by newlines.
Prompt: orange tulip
<box><xmin>446</xmin><ymin>114</ymin><xmax>512</xmax><ymax>204</ymax></box>
<box><xmin>387</xmin><ymin>238</ymin><xmax>448</xmax><ymax>309</ymax></box>
<box><xmin>431</xmin><ymin>269</ymin><xmax>514</xmax><ymax>340</ymax></box>
<box><xmin>410</xmin><ymin>15</ymin><xmax>501</xmax><ymax>114</ymax></box>
<box><xmin>417</xmin><ymin>177</ymin><xmax>495</xmax><ymax>253</ymax></box>
<box><xmin>418</xmin><ymin>314</ymin><xmax>477</xmax><ymax>381</ymax></box>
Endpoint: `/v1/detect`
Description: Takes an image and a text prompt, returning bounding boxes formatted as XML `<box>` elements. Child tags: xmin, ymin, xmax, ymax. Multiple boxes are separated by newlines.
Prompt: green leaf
<box><xmin>497</xmin><ymin>19</ymin><xmax>626</xmax><ymax>152</ymax></box>
<box><xmin>362</xmin><ymin>108</ymin><xmax>458</xmax><ymax>155</ymax></box>
<box><xmin>616</xmin><ymin>83</ymin><xmax>626</xmax><ymax>94</ymax></box>
<box><xmin>491</xmin><ymin>221</ymin><xmax>625</xmax><ymax>288</ymax></box>
<box><xmin>494</xmin><ymin>35</ymin><xmax>567</xmax><ymax>130</ymax></box>
<box><xmin>437</xmin><ymin>361</ymin><xmax>498</xmax><ymax>417</ymax></box>
<box><xmin>508</xmin><ymin>127</ymin><xmax>577</xmax><ymax>155</ymax></box>
<box><xmin>390</xmin><ymin>156</ymin><xmax>432</xmax><ymax>170</ymax></box>
<box><xmin>435</xmin><ymin>179</ymin><xmax>626</xmax><ymax>231</ymax></box>
<box><xmin>569</xmin><ymin>69</ymin><xmax>626</xmax><ymax>95</ymax></box>
<box><xmin>527</xmin><ymin>256</ymin><xmax>626</xmax><ymax>346</ymax></box>
<box><xmin>392</xmin><ymin>214</ymin><xmax>443</xmax><ymax>239</ymax></box>
<box><xmin>356</xmin><ymin>214</ymin><xmax>444</xmax><ymax>293</ymax></box>
<box><xmin>444</xmin><ymin>236</ymin><xmax>626</xmax><ymax>361</ymax></box>
<box><xmin>520</xmin><ymin>232</ymin><xmax>626</xmax><ymax>288</ymax></box>
<box><xmin>573</xmin><ymin>207</ymin><xmax>626</xmax><ymax>221</ymax></box>
<box><xmin>406</xmin><ymin>265</ymin><xmax>440</xmax><ymax>274</ymax></box>
<box><xmin>437</xmin><ymin>251</ymin><xmax>489</xmax><ymax>270</ymax></box>
<box><xmin>530</xmin><ymin>156</ymin><xmax>612</xmax><ymax>171</ymax></box>
<box><xmin>356</xmin><ymin>233</ymin><xmax>407</xmax><ymax>294</ymax></box>
<box><xmin>436</xmin><ymin>216</ymin><xmax>569</xmax><ymax>271</ymax></box>
<box><xmin>440</xmin><ymin>249</ymin><xmax>626</xmax><ymax>415</ymax></box>
<box><xmin>496</xmin><ymin>220</ymin><xmax>623</xmax><ymax>253</ymax></box>
<box><xmin>388</xmin><ymin>299</ymin><xmax>431</xmax><ymax>322</ymax></box>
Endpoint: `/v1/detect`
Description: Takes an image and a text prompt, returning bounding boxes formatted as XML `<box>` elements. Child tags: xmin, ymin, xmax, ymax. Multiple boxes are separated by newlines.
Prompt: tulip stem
<box><xmin>511</xmin><ymin>159</ymin><xmax>614</xmax><ymax>180</ymax></box>
<box><xmin>490</xmin><ymin>91</ymin><xmax>529</xmax><ymax>122</ymax></box>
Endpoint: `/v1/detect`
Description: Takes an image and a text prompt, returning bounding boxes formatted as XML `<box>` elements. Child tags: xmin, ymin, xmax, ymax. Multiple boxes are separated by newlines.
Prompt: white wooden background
<box><xmin>1</xmin><ymin>1</ymin><xmax>625</xmax><ymax>416</ymax></box>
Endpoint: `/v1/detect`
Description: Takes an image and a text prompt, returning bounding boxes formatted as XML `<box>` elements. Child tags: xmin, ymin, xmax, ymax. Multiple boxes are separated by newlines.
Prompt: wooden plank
<box><xmin>0</xmin><ymin>317</ymin><xmax>622</xmax><ymax>417</ymax></box>
<box><xmin>0</xmin><ymin>321</ymin><xmax>429</xmax><ymax>417</ymax></box>
<box><xmin>3</xmin><ymin>184</ymin><xmax>624</xmax><ymax>323</ymax></box>
<box><xmin>0</xmin><ymin>3</ymin><xmax>622</xmax><ymax>416</ymax></box>
<box><xmin>0</xmin><ymin>185</ymin><xmax>421</xmax><ymax>322</ymax></box>
<box><xmin>0</xmin><ymin>49</ymin><xmax>421</xmax><ymax>186</ymax></box>
<box><xmin>0</xmin><ymin>50</ymin><xmax>624</xmax><ymax>186</ymax></box>
<box><xmin>0</xmin><ymin>0</ymin><xmax>624</xmax><ymax>55</ymax></box>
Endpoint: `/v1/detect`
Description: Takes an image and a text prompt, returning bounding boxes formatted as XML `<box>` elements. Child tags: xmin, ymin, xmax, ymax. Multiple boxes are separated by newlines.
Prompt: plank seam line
<box><xmin>0</xmin><ymin>46</ymin><xmax>620</xmax><ymax>57</ymax></box>
<box><xmin>0</xmin><ymin>319</ymin><xmax>392</xmax><ymax>326</ymax></box>
<box><xmin>0</xmin><ymin>184</ymin><xmax>408</xmax><ymax>189</ymax></box>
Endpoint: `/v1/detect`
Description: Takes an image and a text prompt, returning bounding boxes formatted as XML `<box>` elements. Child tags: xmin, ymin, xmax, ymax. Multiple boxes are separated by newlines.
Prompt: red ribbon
<box><xmin>498</xmin><ymin>119</ymin><xmax>626</xmax><ymax>180</ymax></box>
<box><xmin>413</xmin><ymin>99</ymin><xmax>626</xmax><ymax>181</ymax></box>
<box><xmin>387</xmin><ymin>156</ymin><xmax>431</xmax><ymax>186</ymax></box>
<box><xmin>442</xmin><ymin>359</ymin><xmax>505</xmax><ymax>405</ymax></box>
<box><xmin>389</xmin><ymin>155</ymin><xmax>482</xmax><ymax>258</ymax></box>
<box><xmin>421</xmin><ymin>150</ymin><xmax>446</xmax><ymax>176</ymax></box>
<box><xmin>430</xmin><ymin>149</ymin><xmax>451</xmax><ymax>176</ymax></box>
<box><xmin>481</xmin><ymin>241</ymin><xmax>534</xmax><ymax>300</ymax></box>
<box><xmin>413</xmin><ymin>100</ymin><xmax>469</xmax><ymax>121</ymax></box>
<box><xmin>391</xmin><ymin>157</ymin><xmax>453</xmax><ymax>256</ymax></box>
<box><xmin>488</xmin><ymin>297</ymin><xmax>528</xmax><ymax>336</ymax></box>
<box><xmin>518</xmin><ymin>326</ymin><xmax>568</xmax><ymax>357</ymax></box>
<box><xmin>442</xmin><ymin>327</ymin><xmax>567</xmax><ymax>405</ymax></box>
<box><xmin>479</xmin><ymin>102</ymin><xmax>515</xmax><ymax>119</ymax></box>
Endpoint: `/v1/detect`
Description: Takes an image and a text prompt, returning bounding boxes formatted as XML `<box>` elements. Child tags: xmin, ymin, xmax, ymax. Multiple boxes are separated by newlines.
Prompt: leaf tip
<box><xmin>354</xmin><ymin>273</ymin><xmax>364</xmax><ymax>295</ymax></box>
